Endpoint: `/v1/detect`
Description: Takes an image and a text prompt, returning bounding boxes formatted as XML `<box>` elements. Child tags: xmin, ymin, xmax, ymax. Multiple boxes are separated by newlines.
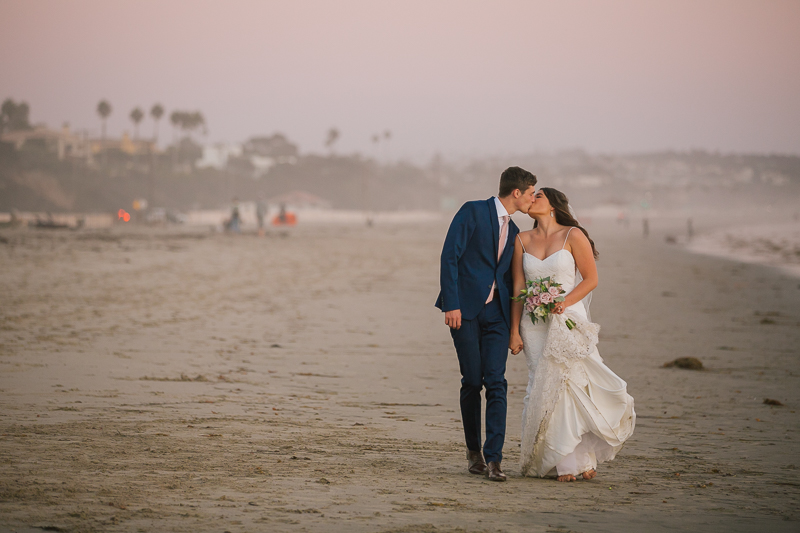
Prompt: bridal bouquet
<box><xmin>514</xmin><ymin>276</ymin><xmax>576</xmax><ymax>329</ymax></box>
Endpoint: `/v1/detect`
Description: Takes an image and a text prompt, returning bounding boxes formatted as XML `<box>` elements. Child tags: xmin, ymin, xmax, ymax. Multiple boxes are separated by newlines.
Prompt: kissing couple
<box><xmin>435</xmin><ymin>167</ymin><xmax>635</xmax><ymax>482</ymax></box>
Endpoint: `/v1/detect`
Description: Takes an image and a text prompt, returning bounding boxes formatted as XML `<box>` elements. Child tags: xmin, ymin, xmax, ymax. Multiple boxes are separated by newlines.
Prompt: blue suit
<box><xmin>435</xmin><ymin>198</ymin><xmax>519</xmax><ymax>463</ymax></box>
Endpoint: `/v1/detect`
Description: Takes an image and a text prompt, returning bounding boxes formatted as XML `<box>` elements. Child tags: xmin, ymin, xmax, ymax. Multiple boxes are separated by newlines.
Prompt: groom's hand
<box><xmin>445</xmin><ymin>310</ymin><xmax>462</xmax><ymax>330</ymax></box>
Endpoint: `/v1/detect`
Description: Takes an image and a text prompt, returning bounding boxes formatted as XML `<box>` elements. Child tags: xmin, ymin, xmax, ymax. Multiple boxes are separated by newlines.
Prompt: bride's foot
<box><xmin>556</xmin><ymin>474</ymin><xmax>577</xmax><ymax>482</ymax></box>
<box><xmin>581</xmin><ymin>469</ymin><xmax>597</xmax><ymax>480</ymax></box>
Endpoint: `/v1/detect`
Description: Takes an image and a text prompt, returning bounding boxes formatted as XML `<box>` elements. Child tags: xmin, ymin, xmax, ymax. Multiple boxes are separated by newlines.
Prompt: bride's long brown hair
<box><xmin>533</xmin><ymin>187</ymin><xmax>599</xmax><ymax>259</ymax></box>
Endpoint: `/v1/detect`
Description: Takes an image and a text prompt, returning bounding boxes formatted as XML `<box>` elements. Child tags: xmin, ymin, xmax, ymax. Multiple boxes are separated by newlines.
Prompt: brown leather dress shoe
<box><xmin>467</xmin><ymin>450</ymin><xmax>487</xmax><ymax>475</ymax></box>
<box><xmin>486</xmin><ymin>461</ymin><xmax>507</xmax><ymax>481</ymax></box>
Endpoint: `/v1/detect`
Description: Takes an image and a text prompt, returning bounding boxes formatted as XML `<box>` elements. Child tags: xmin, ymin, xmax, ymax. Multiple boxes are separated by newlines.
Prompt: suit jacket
<box><xmin>435</xmin><ymin>198</ymin><xmax>520</xmax><ymax>325</ymax></box>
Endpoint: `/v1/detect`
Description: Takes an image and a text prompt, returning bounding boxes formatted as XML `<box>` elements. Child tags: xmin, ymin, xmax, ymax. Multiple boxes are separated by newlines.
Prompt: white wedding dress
<box><xmin>518</xmin><ymin>231</ymin><xmax>635</xmax><ymax>478</ymax></box>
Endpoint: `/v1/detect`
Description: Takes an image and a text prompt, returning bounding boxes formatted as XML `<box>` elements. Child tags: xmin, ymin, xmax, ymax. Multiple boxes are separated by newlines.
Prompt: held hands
<box><xmin>444</xmin><ymin>309</ymin><xmax>462</xmax><ymax>330</ymax></box>
<box><xmin>509</xmin><ymin>333</ymin><xmax>523</xmax><ymax>355</ymax></box>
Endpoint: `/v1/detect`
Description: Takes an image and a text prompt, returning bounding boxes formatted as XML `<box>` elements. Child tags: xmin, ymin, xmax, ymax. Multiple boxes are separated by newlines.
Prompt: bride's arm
<box><xmin>509</xmin><ymin>235</ymin><xmax>525</xmax><ymax>354</ymax></box>
<box><xmin>561</xmin><ymin>229</ymin><xmax>598</xmax><ymax>309</ymax></box>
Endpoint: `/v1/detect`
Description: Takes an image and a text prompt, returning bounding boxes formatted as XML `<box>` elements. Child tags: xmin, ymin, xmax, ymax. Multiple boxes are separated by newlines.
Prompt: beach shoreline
<box><xmin>687</xmin><ymin>220</ymin><xmax>800</xmax><ymax>278</ymax></box>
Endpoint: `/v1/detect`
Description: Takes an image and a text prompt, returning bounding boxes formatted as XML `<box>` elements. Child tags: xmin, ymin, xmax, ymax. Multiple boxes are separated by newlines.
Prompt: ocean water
<box><xmin>687</xmin><ymin>221</ymin><xmax>800</xmax><ymax>278</ymax></box>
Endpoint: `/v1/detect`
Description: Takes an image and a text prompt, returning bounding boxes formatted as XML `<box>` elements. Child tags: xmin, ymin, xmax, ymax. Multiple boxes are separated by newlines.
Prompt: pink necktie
<box><xmin>497</xmin><ymin>215</ymin><xmax>509</xmax><ymax>260</ymax></box>
<box><xmin>486</xmin><ymin>215</ymin><xmax>509</xmax><ymax>304</ymax></box>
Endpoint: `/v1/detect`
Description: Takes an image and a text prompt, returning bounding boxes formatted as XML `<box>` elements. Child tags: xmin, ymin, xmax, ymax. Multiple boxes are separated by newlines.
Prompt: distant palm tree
<box><xmin>167</xmin><ymin>110</ymin><xmax>206</xmax><ymax>170</ymax></box>
<box><xmin>168</xmin><ymin>110</ymin><xmax>207</xmax><ymax>142</ymax></box>
<box><xmin>1</xmin><ymin>99</ymin><xmax>32</xmax><ymax>134</ymax></box>
<box><xmin>170</xmin><ymin>111</ymin><xmax>182</xmax><ymax>167</ymax></box>
<box><xmin>371</xmin><ymin>133</ymin><xmax>381</xmax><ymax>161</ymax></box>
<box><xmin>130</xmin><ymin>107</ymin><xmax>144</xmax><ymax>139</ymax></box>
<box><xmin>383</xmin><ymin>129</ymin><xmax>392</xmax><ymax>163</ymax></box>
<box><xmin>183</xmin><ymin>111</ymin><xmax>206</xmax><ymax>140</ymax></box>
<box><xmin>169</xmin><ymin>110</ymin><xmax>182</xmax><ymax>138</ymax></box>
<box><xmin>97</xmin><ymin>99</ymin><xmax>112</xmax><ymax>167</ymax></box>
<box><xmin>325</xmin><ymin>128</ymin><xmax>340</xmax><ymax>154</ymax></box>
<box><xmin>150</xmin><ymin>103</ymin><xmax>164</xmax><ymax>143</ymax></box>
<box><xmin>148</xmin><ymin>104</ymin><xmax>164</xmax><ymax>207</ymax></box>
<box><xmin>128</xmin><ymin>107</ymin><xmax>144</xmax><ymax>170</ymax></box>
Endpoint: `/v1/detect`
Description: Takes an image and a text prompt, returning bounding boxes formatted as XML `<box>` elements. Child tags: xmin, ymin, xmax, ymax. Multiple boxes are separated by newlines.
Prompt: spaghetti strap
<box><xmin>517</xmin><ymin>233</ymin><xmax>527</xmax><ymax>253</ymax></box>
<box><xmin>561</xmin><ymin>227</ymin><xmax>575</xmax><ymax>249</ymax></box>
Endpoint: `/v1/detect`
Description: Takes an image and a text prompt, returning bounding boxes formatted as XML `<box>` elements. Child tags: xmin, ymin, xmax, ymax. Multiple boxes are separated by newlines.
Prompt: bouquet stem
<box><xmin>565</xmin><ymin>318</ymin><xmax>576</xmax><ymax>330</ymax></box>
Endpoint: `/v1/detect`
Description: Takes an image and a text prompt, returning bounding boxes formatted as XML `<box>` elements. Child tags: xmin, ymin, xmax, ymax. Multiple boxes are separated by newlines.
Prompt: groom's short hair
<box><xmin>498</xmin><ymin>167</ymin><xmax>537</xmax><ymax>197</ymax></box>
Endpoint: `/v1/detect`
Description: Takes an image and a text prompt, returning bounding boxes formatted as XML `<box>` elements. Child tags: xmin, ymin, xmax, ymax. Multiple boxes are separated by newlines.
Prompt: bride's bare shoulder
<box><xmin>566</xmin><ymin>226</ymin><xmax>590</xmax><ymax>245</ymax></box>
<box><xmin>516</xmin><ymin>229</ymin><xmax>537</xmax><ymax>245</ymax></box>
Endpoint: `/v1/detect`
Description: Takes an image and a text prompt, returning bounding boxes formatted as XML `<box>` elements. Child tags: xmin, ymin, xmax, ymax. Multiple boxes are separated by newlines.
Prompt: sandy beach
<box><xmin>1</xmin><ymin>216</ymin><xmax>799</xmax><ymax>533</ymax></box>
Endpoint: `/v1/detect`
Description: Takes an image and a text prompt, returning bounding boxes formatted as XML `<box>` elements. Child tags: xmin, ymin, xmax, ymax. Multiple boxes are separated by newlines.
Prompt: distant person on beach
<box><xmin>225</xmin><ymin>205</ymin><xmax>241</xmax><ymax>233</ymax></box>
<box><xmin>509</xmin><ymin>187</ymin><xmax>635</xmax><ymax>481</ymax></box>
<box><xmin>271</xmin><ymin>203</ymin><xmax>297</xmax><ymax>227</ymax></box>
<box><xmin>436</xmin><ymin>166</ymin><xmax>537</xmax><ymax>481</ymax></box>
<box><xmin>256</xmin><ymin>196</ymin><xmax>267</xmax><ymax>236</ymax></box>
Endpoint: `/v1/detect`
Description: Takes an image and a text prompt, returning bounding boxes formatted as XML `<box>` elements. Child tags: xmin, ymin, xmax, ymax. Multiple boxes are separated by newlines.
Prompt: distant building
<box><xmin>1</xmin><ymin>125</ymin><xmax>159</xmax><ymax>164</ymax></box>
<box><xmin>196</xmin><ymin>143</ymin><xmax>243</xmax><ymax>170</ymax></box>
<box><xmin>198</xmin><ymin>136</ymin><xmax>298</xmax><ymax>178</ymax></box>
<box><xmin>240</xmin><ymin>133</ymin><xmax>298</xmax><ymax>177</ymax></box>
<box><xmin>1</xmin><ymin>125</ymin><xmax>91</xmax><ymax>160</ymax></box>
<box><xmin>89</xmin><ymin>132</ymin><xmax>157</xmax><ymax>157</ymax></box>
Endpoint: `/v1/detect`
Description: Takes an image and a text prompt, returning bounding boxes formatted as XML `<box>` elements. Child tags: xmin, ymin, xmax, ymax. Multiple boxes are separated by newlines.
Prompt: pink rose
<box><xmin>539</xmin><ymin>292</ymin><xmax>553</xmax><ymax>304</ymax></box>
<box><xmin>532</xmin><ymin>295</ymin><xmax>541</xmax><ymax>306</ymax></box>
<box><xmin>548</xmin><ymin>286</ymin><xmax>560</xmax><ymax>297</ymax></box>
<box><xmin>532</xmin><ymin>286</ymin><xmax>541</xmax><ymax>295</ymax></box>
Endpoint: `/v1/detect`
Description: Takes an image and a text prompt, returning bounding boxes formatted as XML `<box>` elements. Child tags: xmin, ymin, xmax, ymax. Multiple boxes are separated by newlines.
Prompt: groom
<box><xmin>436</xmin><ymin>167</ymin><xmax>537</xmax><ymax>481</ymax></box>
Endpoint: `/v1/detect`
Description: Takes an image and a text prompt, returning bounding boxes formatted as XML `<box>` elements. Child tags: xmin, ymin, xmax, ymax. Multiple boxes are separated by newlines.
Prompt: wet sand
<box><xmin>1</xmin><ymin>218</ymin><xmax>798</xmax><ymax>532</ymax></box>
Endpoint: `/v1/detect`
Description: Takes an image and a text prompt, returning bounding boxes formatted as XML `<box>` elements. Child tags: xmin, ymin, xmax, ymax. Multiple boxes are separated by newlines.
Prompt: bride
<box><xmin>508</xmin><ymin>187</ymin><xmax>635</xmax><ymax>482</ymax></box>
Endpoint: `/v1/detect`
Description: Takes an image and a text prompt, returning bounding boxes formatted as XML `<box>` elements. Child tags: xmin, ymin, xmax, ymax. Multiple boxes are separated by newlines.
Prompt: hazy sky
<box><xmin>1</xmin><ymin>0</ymin><xmax>799</xmax><ymax>159</ymax></box>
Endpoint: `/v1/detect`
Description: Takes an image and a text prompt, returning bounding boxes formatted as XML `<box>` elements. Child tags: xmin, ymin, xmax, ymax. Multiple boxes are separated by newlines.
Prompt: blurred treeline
<box><xmin>0</xmin><ymin>140</ymin><xmax>440</xmax><ymax>212</ymax></box>
<box><xmin>1</xmin><ymin>97</ymin><xmax>799</xmax><ymax>214</ymax></box>
<box><xmin>3</xmin><ymin>138</ymin><xmax>800</xmax><ymax>215</ymax></box>
<box><xmin>0</xmin><ymin>97</ymin><xmax>441</xmax><ymax>212</ymax></box>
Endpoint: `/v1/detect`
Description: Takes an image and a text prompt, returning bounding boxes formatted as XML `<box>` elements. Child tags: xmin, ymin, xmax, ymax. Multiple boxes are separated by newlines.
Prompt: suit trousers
<box><xmin>450</xmin><ymin>297</ymin><xmax>509</xmax><ymax>464</ymax></box>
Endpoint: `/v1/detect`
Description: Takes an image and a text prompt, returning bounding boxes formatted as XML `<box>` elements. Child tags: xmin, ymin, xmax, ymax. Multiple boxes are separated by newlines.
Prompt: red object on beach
<box><xmin>118</xmin><ymin>209</ymin><xmax>131</xmax><ymax>222</ymax></box>
<box><xmin>272</xmin><ymin>212</ymin><xmax>297</xmax><ymax>226</ymax></box>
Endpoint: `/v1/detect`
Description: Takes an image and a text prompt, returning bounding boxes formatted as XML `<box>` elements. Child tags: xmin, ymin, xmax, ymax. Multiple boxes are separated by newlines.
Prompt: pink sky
<box><xmin>1</xmin><ymin>0</ymin><xmax>799</xmax><ymax>158</ymax></box>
